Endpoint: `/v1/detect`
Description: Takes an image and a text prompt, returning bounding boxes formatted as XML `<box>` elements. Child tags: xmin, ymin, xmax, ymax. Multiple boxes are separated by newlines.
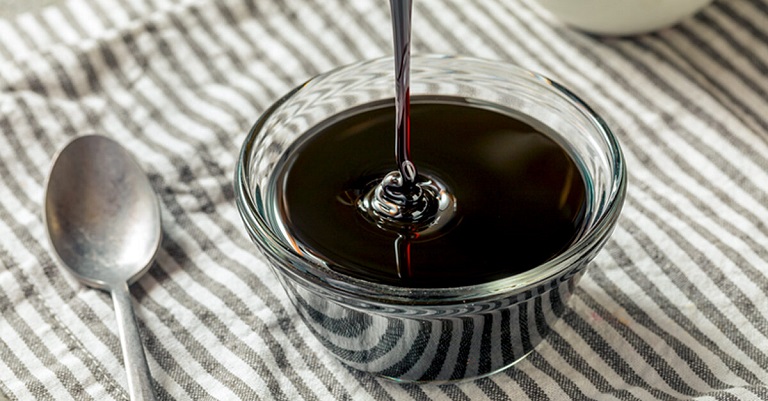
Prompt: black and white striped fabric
<box><xmin>1</xmin><ymin>0</ymin><xmax>767</xmax><ymax>399</ymax></box>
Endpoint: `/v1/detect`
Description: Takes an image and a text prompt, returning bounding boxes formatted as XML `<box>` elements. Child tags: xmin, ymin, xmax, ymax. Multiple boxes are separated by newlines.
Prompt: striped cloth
<box><xmin>1</xmin><ymin>0</ymin><xmax>767</xmax><ymax>399</ymax></box>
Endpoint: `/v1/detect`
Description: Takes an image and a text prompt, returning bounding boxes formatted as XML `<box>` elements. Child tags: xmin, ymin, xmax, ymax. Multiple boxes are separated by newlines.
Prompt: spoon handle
<box><xmin>112</xmin><ymin>283</ymin><xmax>157</xmax><ymax>401</ymax></box>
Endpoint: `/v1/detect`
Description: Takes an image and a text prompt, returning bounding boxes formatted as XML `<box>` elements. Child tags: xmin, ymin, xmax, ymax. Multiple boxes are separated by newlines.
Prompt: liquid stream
<box><xmin>360</xmin><ymin>0</ymin><xmax>457</xmax><ymax>245</ymax></box>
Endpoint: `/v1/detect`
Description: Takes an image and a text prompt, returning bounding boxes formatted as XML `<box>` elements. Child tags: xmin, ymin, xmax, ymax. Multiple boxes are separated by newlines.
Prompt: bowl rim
<box><xmin>234</xmin><ymin>55</ymin><xmax>627</xmax><ymax>307</ymax></box>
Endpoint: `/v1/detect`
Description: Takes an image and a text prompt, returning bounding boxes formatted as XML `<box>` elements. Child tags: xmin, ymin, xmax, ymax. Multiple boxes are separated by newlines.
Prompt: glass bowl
<box><xmin>235</xmin><ymin>55</ymin><xmax>626</xmax><ymax>382</ymax></box>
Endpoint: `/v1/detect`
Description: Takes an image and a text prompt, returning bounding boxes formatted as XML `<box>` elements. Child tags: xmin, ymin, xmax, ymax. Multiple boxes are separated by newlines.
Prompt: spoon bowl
<box><xmin>44</xmin><ymin>134</ymin><xmax>160</xmax><ymax>401</ymax></box>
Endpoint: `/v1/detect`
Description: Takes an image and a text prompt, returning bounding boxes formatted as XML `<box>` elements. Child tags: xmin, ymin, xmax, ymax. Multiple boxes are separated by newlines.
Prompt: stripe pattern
<box><xmin>0</xmin><ymin>0</ymin><xmax>767</xmax><ymax>399</ymax></box>
<box><xmin>280</xmin><ymin>266</ymin><xmax>580</xmax><ymax>383</ymax></box>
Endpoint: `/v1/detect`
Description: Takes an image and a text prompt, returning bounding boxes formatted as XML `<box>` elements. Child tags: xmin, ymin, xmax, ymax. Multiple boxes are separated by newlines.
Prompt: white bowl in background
<box><xmin>530</xmin><ymin>0</ymin><xmax>715</xmax><ymax>36</ymax></box>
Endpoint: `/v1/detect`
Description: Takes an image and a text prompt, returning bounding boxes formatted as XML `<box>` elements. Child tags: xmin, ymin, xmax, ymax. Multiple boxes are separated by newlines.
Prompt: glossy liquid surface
<box><xmin>275</xmin><ymin>99</ymin><xmax>587</xmax><ymax>287</ymax></box>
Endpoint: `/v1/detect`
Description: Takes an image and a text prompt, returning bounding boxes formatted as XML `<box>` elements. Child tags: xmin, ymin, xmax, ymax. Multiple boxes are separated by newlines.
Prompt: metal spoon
<box><xmin>44</xmin><ymin>135</ymin><xmax>159</xmax><ymax>401</ymax></box>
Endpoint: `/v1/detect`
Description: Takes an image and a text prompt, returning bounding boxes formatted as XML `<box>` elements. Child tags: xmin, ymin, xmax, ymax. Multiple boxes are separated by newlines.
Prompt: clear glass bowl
<box><xmin>235</xmin><ymin>55</ymin><xmax>626</xmax><ymax>382</ymax></box>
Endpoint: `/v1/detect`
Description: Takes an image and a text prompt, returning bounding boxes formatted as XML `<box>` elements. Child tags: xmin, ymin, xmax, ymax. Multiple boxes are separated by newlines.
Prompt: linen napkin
<box><xmin>1</xmin><ymin>0</ymin><xmax>767</xmax><ymax>399</ymax></box>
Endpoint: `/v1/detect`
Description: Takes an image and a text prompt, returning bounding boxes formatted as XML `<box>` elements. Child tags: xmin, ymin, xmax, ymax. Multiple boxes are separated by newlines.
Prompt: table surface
<box><xmin>1</xmin><ymin>0</ymin><xmax>767</xmax><ymax>400</ymax></box>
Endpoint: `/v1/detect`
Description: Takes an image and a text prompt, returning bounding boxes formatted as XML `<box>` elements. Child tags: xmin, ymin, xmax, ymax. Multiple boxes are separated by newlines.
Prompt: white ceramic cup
<box><xmin>529</xmin><ymin>0</ymin><xmax>715</xmax><ymax>36</ymax></box>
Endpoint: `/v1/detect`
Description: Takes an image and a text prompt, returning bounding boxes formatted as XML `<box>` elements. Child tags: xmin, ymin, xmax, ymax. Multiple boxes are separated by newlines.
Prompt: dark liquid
<box><xmin>275</xmin><ymin>99</ymin><xmax>587</xmax><ymax>287</ymax></box>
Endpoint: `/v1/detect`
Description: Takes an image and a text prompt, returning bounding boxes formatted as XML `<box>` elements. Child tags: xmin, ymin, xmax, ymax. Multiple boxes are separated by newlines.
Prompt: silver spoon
<box><xmin>44</xmin><ymin>135</ymin><xmax>159</xmax><ymax>401</ymax></box>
